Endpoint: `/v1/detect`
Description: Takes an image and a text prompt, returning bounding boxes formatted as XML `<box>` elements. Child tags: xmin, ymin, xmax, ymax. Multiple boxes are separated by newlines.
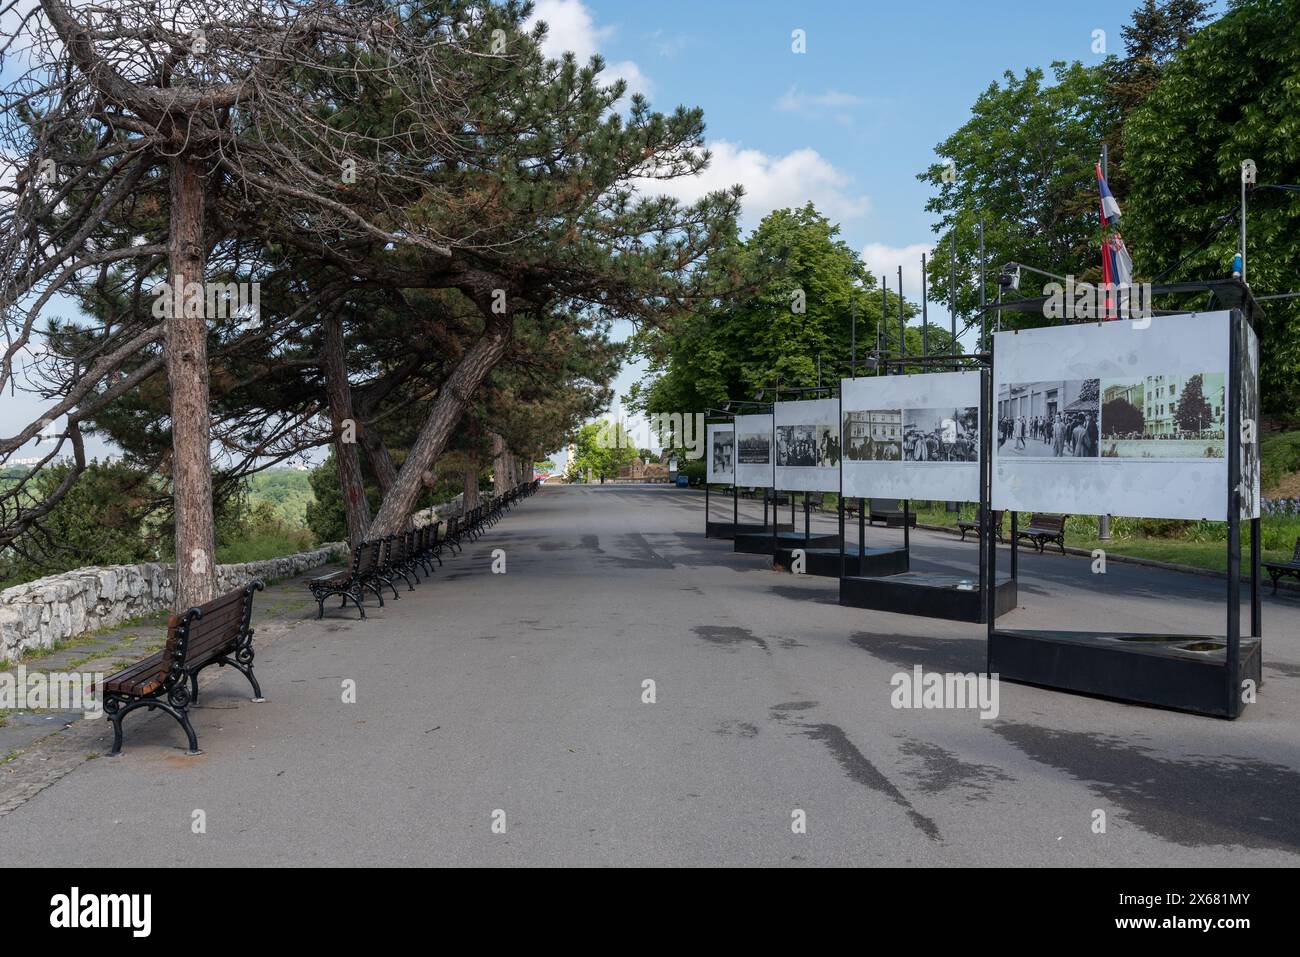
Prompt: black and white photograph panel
<box><xmin>776</xmin><ymin>424</ymin><xmax>817</xmax><ymax>467</ymax></box>
<box><xmin>901</xmin><ymin>407</ymin><xmax>979</xmax><ymax>463</ymax></box>
<box><xmin>997</xmin><ymin>379</ymin><xmax>1101</xmax><ymax>459</ymax></box>
<box><xmin>844</xmin><ymin>410</ymin><xmax>902</xmax><ymax>461</ymax></box>
<box><xmin>737</xmin><ymin>432</ymin><xmax>771</xmax><ymax>465</ymax></box>
<box><xmin>712</xmin><ymin>429</ymin><xmax>734</xmax><ymax>473</ymax></box>
<box><xmin>1100</xmin><ymin>373</ymin><xmax>1226</xmax><ymax>459</ymax></box>
<box><xmin>815</xmin><ymin>424</ymin><xmax>841</xmax><ymax>467</ymax></box>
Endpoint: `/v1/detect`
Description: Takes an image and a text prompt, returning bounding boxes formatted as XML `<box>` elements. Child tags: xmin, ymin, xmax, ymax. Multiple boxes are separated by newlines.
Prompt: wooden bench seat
<box><xmin>1015</xmin><ymin>513</ymin><xmax>1069</xmax><ymax>554</ymax></box>
<box><xmin>958</xmin><ymin>508</ymin><xmax>1004</xmax><ymax>543</ymax></box>
<box><xmin>100</xmin><ymin>581</ymin><xmax>265</xmax><ymax>755</ymax></box>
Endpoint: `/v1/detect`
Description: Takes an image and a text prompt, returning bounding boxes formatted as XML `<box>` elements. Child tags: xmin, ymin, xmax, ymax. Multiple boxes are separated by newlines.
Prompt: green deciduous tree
<box><xmin>1123</xmin><ymin>0</ymin><xmax>1300</xmax><ymax>418</ymax></box>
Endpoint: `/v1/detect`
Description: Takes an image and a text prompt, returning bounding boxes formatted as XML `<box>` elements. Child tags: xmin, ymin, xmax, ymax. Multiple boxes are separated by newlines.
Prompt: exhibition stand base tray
<box><xmin>840</xmin><ymin>572</ymin><xmax>1017</xmax><ymax>623</ymax></box>
<box><xmin>735</xmin><ymin>530</ymin><xmax>840</xmax><ymax>555</ymax></box>
<box><xmin>989</xmin><ymin>629</ymin><xmax>1262</xmax><ymax>718</ymax></box>
<box><xmin>774</xmin><ymin>546</ymin><xmax>908</xmax><ymax>578</ymax></box>
<box><xmin>706</xmin><ymin>521</ymin><xmax>793</xmax><ymax>540</ymax></box>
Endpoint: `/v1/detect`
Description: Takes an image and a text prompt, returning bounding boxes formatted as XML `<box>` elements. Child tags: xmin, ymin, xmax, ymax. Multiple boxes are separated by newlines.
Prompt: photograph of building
<box><xmin>844</xmin><ymin>409</ymin><xmax>902</xmax><ymax>461</ymax></box>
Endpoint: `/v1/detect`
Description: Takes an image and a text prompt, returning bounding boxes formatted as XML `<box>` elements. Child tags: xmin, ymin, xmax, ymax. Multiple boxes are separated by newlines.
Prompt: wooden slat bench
<box><xmin>958</xmin><ymin>508</ymin><xmax>1005</xmax><ymax>543</ymax></box>
<box><xmin>1264</xmin><ymin>537</ymin><xmax>1300</xmax><ymax>594</ymax></box>
<box><xmin>100</xmin><ymin>581</ymin><xmax>265</xmax><ymax>756</ymax></box>
<box><xmin>868</xmin><ymin>498</ymin><xmax>916</xmax><ymax>528</ymax></box>
<box><xmin>308</xmin><ymin>539</ymin><xmax>381</xmax><ymax>619</ymax></box>
<box><xmin>1015</xmin><ymin>513</ymin><xmax>1069</xmax><ymax>554</ymax></box>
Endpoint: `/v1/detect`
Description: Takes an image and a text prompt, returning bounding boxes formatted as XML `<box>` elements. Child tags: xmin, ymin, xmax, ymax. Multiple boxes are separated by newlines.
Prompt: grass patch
<box><xmin>1262</xmin><ymin>429</ymin><xmax>1300</xmax><ymax>497</ymax></box>
<box><xmin>908</xmin><ymin>502</ymin><xmax>1299</xmax><ymax>575</ymax></box>
<box><xmin>216</xmin><ymin>528</ymin><xmax>315</xmax><ymax>564</ymax></box>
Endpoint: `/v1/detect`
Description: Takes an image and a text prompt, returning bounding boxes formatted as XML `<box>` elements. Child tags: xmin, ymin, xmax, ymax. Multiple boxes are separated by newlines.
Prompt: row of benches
<box><xmin>98</xmin><ymin>479</ymin><xmax>542</xmax><ymax>755</ymax></box>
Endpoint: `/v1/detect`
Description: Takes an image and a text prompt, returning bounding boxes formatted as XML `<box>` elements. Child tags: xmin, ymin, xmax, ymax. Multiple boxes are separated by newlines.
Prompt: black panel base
<box><xmin>735</xmin><ymin>531</ymin><xmax>840</xmax><ymax>555</ymax></box>
<box><xmin>840</xmin><ymin>573</ymin><xmax>1017</xmax><ymax>623</ymax></box>
<box><xmin>775</xmin><ymin>546</ymin><xmax>909</xmax><ymax>578</ymax></box>
<box><xmin>990</xmin><ymin>629</ymin><xmax>1262</xmax><ymax>718</ymax></box>
<box><xmin>706</xmin><ymin>521</ymin><xmax>792</xmax><ymax>540</ymax></box>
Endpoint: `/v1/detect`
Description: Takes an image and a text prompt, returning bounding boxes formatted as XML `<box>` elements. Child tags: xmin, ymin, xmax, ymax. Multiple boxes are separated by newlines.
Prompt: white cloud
<box><xmin>527</xmin><ymin>0</ymin><xmax>652</xmax><ymax>97</ymax></box>
<box><xmin>861</xmin><ymin>242</ymin><xmax>935</xmax><ymax>300</ymax></box>
<box><xmin>775</xmin><ymin>86</ymin><xmax>864</xmax><ymax>113</ymax></box>
<box><xmin>638</xmin><ymin>140</ymin><xmax>869</xmax><ymax>229</ymax></box>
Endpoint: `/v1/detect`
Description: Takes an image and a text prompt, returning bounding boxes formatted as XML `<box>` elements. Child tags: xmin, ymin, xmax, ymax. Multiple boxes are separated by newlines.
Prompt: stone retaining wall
<box><xmin>0</xmin><ymin>542</ymin><xmax>346</xmax><ymax>662</ymax></box>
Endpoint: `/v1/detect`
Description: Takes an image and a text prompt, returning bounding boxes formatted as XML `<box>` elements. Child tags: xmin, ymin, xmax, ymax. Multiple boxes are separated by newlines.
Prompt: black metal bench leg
<box><xmin>216</xmin><ymin>655</ymin><xmax>264</xmax><ymax>701</ymax></box>
<box><xmin>190</xmin><ymin>672</ymin><xmax>200</xmax><ymax>705</ymax></box>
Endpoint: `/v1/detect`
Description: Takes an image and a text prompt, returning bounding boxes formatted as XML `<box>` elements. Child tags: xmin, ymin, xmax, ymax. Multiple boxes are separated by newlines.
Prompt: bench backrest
<box><xmin>1292</xmin><ymin>536</ymin><xmax>1300</xmax><ymax>562</ymax></box>
<box><xmin>349</xmin><ymin>539</ymin><xmax>378</xmax><ymax>578</ymax></box>
<box><xmin>1029</xmin><ymin>513</ymin><xmax>1067</xmax><ymax>533</ymax></box>
<box><xmin>870</xmin><ymin>498</ymin><xmax>903</xmax><ymax>512</ymax></box>
<box><xmin>164</xmin><ymin>581</ymin><xmax>264</xmax><ymax>679</ymax></box>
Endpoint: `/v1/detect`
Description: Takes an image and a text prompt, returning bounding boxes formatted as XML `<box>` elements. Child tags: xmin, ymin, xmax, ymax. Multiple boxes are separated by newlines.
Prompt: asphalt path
<box><xmin>3</xmin><ymin>484</ymin><xmax>1297</xmax><ymax>866</ymax></box>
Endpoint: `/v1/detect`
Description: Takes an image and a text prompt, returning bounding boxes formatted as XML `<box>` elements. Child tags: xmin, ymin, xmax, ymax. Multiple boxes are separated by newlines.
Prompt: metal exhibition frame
<box><xmin>982</xmin><ymin>279</ymin><xmax>1263</xmax><ymax>718</ymax></box>
<box><xmin>835</xmin><ymin>351</ymin><xmax>1018</xmax><ymax>621</ymax></box>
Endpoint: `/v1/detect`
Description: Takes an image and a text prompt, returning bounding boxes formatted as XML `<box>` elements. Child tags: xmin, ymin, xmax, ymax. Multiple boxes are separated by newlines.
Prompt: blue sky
<box><xmin>531</xmin><ymin>0</ymin><xmax>1215</xmax><ymax>453</ymax></box>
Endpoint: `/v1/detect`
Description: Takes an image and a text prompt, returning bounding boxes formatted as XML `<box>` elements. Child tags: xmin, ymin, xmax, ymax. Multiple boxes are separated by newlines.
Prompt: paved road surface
<box><xmin>3</xmin><ymin>485</ymin><xmax>1298</xmax><ymax>866</ymax></box>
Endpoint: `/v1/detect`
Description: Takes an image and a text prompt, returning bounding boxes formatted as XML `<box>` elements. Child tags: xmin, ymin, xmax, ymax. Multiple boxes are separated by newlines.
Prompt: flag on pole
<box><xmin>1096</xmin><ymin>164</ymin><xmax>1123</xmax><ymax>224</ymax></box>
<box><xmin>1097</xmin><ymin>163</ymin><xmax>1134</xmax><ymax>318</ymax></box>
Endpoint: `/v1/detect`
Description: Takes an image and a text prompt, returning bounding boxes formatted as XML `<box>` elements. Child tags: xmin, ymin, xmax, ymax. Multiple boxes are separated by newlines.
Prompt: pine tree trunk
<box><xmin>321</xmin><ymin>312</ymin><xmax>371</xmax><ymax>548</ymax></box>
<box><xmin>367</xmin><ymin>315</ymin><xmax>514</xmax><ymax>536</ymax></box>
<box><xmin>167</xmin><ymin>154</ymin><xmax>216</xmax><ymax>611</ymax></box>
<box><xmin>463</xmin><ymin>463</ymin><xmax>479</xmax><ymax>511</ymax></box>
<box><xmin>359</xmin><ymin>419</ymin><xmax>398</xmax><ymax>497</ymax></box>
<box><xmin>491</xmin><ymin>430</ymin><xmax>508</xmax><ymax>494</ymax></box>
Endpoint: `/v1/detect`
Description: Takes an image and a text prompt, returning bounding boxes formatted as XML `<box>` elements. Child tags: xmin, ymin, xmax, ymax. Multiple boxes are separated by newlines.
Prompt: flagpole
<box><xmin>949</xmin><ymin>232</ymin><xmax>957</xmax><ymax>358</ymax></box>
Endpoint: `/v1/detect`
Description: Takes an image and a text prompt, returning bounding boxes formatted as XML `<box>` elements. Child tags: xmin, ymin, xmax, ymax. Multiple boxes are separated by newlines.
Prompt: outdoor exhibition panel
<box><xmin>988</xmin><ymin>309</ymin><xmax>1262</xmax><ymax>718</ymax></box>
<box><xmin>735</xmin><ymin>397</ymin><xmax>842</xmax><ymax>557</ymax></box>
<box><xmin>705</xmin><ymin>422</ymin><xmax>734</xmax><ymax>485</ymax></box>
<box><xmin>705</xmin><ymin>414</ymin><xmax>793</xmax><ymax>540</ymax></box>
<box><xmin>772</xmin><ymin>398</ymin><xmax>840</xmax><ymax>492</ymax></box>
<box><xmin>734</xmin><ymin>414</ymin><xmax>775</xmax><ymax>488</ymax></box>
<box><xmin>991</xmin><ymin>310</ymin><xmax>1251</xmax><ymax>521</ymax></box>
<box><xmin>837</xmin><ymin>368</ymin><xmax>1017</xmax><ymax>621</ymax></box>
<box><xmin>841</xmin><ymin>370</ymin><xmax>981</xmax><ymax>501</ymax></box>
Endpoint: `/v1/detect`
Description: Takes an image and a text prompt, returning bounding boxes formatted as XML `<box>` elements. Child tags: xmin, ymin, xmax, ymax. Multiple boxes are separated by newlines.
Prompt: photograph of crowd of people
<box><xmin>737</xmin><ymin>432</ymin><xmax>771</xmax><ymax>465</ymax></box>
<box><xmin>844</xmin><ymin>409</ymin><xmax>902</xmax><ymax>461</ymax></box>
<box><xmin>1100</xmin><ymin>372</ymin><xmax>1226</xmax><ymax>459</ymax></box>
<box><xmin>901</xmin><ymin>407</ymin><xmax>979</xmax><ymax>462</ymax></box>
<box><xmin>711</xmin><ymin>430</ymin><xmax>734</xmax><ymax>473</ymax></box>
<box><xmin>997</xmin><ymin>379</ymin><xmax>1100</xmax><ymax>459</ymax></box>
<box><xmin>776</xmin><ymin>424</ymin><xmax>840</xmax><ymax>468</ymax></box>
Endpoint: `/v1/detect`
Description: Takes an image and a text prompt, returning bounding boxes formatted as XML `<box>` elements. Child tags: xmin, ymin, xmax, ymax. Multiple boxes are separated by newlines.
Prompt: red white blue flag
<box><xmin>1097</xmin><ymin>163</ymin><xmax>1135</xmax><ymax>318</ymax></box>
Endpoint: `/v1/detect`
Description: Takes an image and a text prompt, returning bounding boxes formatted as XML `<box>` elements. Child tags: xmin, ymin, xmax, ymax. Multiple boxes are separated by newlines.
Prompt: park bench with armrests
<box><xmin>868</xmin><ymin>498</ymin><xmax>916</xmax><ymax>528</ymax></box>
<box><xmin>1015</xmin><ymin>513</ymin><xmax>1069</xmax><ymax>554</ymax></box>
<box><xmin>100</xmin><ymin>581</ymin><xmax>265</xmax><ymax>755</ymax></box>
<box><xmin>309</xmin><ymin>539</ymin><xmax>381</xmax><ymax>619</ymax></box>
<box><xmin>958</xmin><ymin>508</ymin><xmax>1005</xmax><ymax>543</ymax></box>
<box><xmin>1264</xmin><ymin>537</ymin><xmax>1300</xmax><ymax>594</ymax></box>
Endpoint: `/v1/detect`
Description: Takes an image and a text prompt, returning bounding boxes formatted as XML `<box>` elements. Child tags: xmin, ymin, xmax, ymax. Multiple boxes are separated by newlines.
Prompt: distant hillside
<box><xmin>245</xmin><ymin>468</ymin><xmax>315</xmax><ymax>528</ymax></box>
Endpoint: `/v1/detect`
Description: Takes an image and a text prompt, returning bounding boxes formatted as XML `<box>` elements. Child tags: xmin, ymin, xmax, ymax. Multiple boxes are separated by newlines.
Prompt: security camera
<box><xmin>1241</xmin><ymin>160</ymin><xmax>1257</xmax><ymax>186</ymax></box>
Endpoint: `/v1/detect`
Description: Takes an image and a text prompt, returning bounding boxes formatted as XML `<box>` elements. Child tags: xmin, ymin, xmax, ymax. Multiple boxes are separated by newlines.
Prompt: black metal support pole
<box><xmin>704</xmin><ymin>480</ymin><xmax>709</xmax><ymax>533</ymax></box>
<box><xmin>859</xmin><ymin>497</ymin><xmax>865</xmax><ymax>558</ymax></box>
<box><xmin>804</xmin><ymin>495</ymin><xmax>810</xmax><ymax>541</ymax></box>
<box><xmin>1251</xmin><ymin>516</ymin><xmax>1262</xmax><ymax>637</ymax></box>
<box><xmin>903</xmin><ymin>499</ymin><xmax>910</xmax><ymax>552</ymax></box>
<box><xmin>921</xmin><ymin>252</ymin><xmax>929</xmax><ymax>358</ymax></box>
<box><xmin>897</xmin><ymin>266</ymin><xmax>905</xmax><ymax>368</ymax></box>
<box><xmin>978</xmin><ymin>220</ymin><xmax>986</xmax><ymax>353</ymax></box>
<box><xmin>950</xmin><ymin>231</ymin><xmax>957</xmax><ymax>358</ymax></box>
<box><xmin>978</xmin><ymin>367</ymin><xmax>989</xmax><ymax>598</ymax></box>
<box><xmin>984</xmin><ymin>355</ymin><xmax>996</xmax><ymax>645</ymax></box>
<box><xmin>733</xmin><ymin>480</ymin><xmax>738</xmax><ymax>531</ymax></box>
<box><xmin>1227</xmin><ymin>313</ymin><xmax>1243</xmax><ymax>717</ymax></box>
<box><xmin>850</xmin><ymin>295</ymin><xmax>857</xmax><ymax>377</ymax></box>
